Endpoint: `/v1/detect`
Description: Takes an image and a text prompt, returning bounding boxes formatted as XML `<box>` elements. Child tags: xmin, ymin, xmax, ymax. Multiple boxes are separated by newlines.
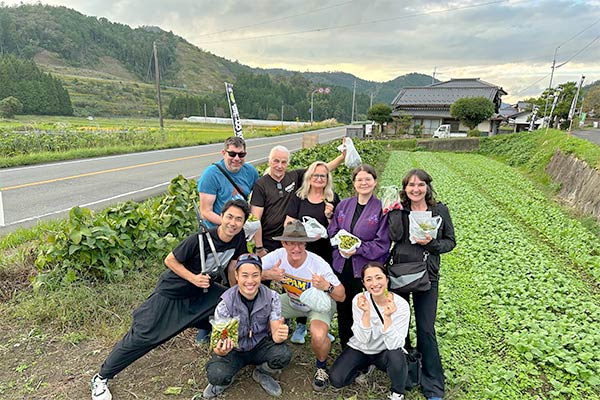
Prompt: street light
<box><xmin>310</xmin><ymin>87</ymin><xmax>330</xmax><ymax>125</ymax></box>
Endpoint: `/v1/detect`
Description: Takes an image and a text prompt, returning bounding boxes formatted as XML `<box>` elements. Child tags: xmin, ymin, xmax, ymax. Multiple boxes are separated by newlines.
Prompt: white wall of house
<box><xmin>412</xmin><ymin>118</ymin><xmax>443</xmax><ymax>134</ymax></box>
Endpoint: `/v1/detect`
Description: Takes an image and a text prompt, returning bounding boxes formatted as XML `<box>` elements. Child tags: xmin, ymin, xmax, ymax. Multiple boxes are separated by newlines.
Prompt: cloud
<box><xmin>4</xmin><ymin>0</ymin><xmax>600</xmax><ymax>102</ymax></box>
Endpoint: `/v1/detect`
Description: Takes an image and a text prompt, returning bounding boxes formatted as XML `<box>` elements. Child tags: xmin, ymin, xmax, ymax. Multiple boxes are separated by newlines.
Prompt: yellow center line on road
<box><xmin>1</xmin><ymin>138</ymin><xmax>297</xmax><ymax>191</ymax></box>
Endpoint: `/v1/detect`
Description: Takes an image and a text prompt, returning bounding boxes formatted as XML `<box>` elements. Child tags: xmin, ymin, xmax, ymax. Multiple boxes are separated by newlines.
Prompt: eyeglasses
<box><xmin>276</xmin><ymin>182</ymin><xmax>283</xmax><ymax>197</ymax></box>
<box><xmin>226</xmin><ymin>151</ymin><xmax>247</xmax><ymax>158</ymax></box>
<box><xmin>311</xmin><ymin>174</ymin><xmax>327</xmax><ymax>180</ymax></box>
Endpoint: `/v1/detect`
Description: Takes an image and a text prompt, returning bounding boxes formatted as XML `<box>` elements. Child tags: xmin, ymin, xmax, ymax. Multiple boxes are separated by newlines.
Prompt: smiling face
<box><xmin>268</xmin><ymin>149</ymin><xmax>289</xmax><ymax>181</ymax></box>
<box><xmin>405</xmin><ymin>174</ymin><xmax>428</xmax><ymax>205</ymax></box>
<box><xmin>222</xmin><ymin>144</ymin><xmax>246</xmax><ymax>173</ymax></box>
<box><xmin>281</xmin><ymin>240</ymin><xmax>307</xmax><ymax>266</ymax></box>
<box><xmin>218</xmin><ymin>205</ymin><xmax>245</xmax><ymax>240</ymax></box>
<box><xmin>236</xmin><ymin>263</ymin><xmax>262</xmax><ymax>299</ymax></box>
<box><xmin>362</xmin><ymin>266</ymin><xmax>389</xmax><ymax>297</ymax></box>
<box><xmin>310</xmin><ymin>164</ymin><xmax>329</xmax><ymax>190</ymax></box>
<box><xmin>353</xmin><ymin>170</ymin><xmax>376</xmax><ymax>196</ymax></box>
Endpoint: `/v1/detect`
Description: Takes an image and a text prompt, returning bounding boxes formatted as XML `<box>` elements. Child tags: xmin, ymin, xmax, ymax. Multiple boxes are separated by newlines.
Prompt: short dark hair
<box><xmin>221</xmin><ymin>199</ymin><xmax>250</xmax><ymax>221</ymax></box>
<box><xmin>352</xmin><ymin>163</ymin><xmax>377</xmax><ymax>182</ymax></box>
<box><xmin>224</xmin><ymin>136</ymin><xmax>246</xmax><ymax>150</ymax></box>
<box><xmin>360</xmin><ymin>261</ymin><xmax>388</xmax><ymax>280</ymax></box>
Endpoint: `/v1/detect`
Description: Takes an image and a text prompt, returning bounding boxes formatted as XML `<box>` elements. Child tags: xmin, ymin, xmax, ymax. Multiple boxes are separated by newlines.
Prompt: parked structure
<box><xmin>391</xmin><ymin>78</ymin><xmax>507</xmax><ymax>135</ymax></box>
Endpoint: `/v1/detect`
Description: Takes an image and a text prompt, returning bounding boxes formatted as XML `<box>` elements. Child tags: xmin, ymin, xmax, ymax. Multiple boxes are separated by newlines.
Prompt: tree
<box><xmin>527</xmin><ymin>82</ymin><xmax>578</xmax><ymax>128</ymax></box>
<box><xmin>0</xmin><ymin>96</ymin><xmax>23</xmax><ymax>118</ymax></box>
<box><xmin>583</xmin><ymin>85</ymin><xmax>600</xmax><ymax>115</ymax></box>
<box><xmin>450</xmin><ymin>97</ymin><xmax>495</xmax><ymax>130</ymax></box>
<box><xmin>367</xmin><ymin>103</ymin><xmax>393</xmax><ymax>135</ymax></box>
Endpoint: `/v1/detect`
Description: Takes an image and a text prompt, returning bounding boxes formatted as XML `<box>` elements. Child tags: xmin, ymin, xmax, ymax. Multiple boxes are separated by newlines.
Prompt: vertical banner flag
<box><xmin>225</xmin><ymin>82</ymin><xmax>243</xmax><ymax>138</ymax></box>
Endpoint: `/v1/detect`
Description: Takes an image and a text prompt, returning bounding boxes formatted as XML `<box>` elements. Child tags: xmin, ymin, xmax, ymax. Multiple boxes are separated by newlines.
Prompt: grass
<box><xmin>0</xmin><ymin>115</ymin><xmax>339</xmax><ymax>168</ymax></box>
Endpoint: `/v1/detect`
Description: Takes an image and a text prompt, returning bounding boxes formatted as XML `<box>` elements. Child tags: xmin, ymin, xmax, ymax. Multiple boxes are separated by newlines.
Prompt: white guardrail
<box><xmin>183</xmin><ymin>116</ymin><xmax>311</xmax><ymax>127</ymax></box>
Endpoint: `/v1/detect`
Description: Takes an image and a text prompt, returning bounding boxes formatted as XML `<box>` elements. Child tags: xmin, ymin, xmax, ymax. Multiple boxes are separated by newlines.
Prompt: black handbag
<box><xmin>387</xmin><ymin>250</ymin><xmax>431</xmax><ymax>293</ymax></box>
<box><xmin>405</xmin><ymin>349</ymin><xmax>423</xmax><ymax>389</ymax></box>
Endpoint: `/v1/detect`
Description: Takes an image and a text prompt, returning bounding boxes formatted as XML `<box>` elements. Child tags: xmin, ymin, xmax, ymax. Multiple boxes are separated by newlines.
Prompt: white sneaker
<box><xmin>90</xmin><ymin>374</ymin><xmax>112</xmax><ymax>400</ymax></box>
<box><xmin>389</xmin><ymin>392</ymin><xmax>404</xmax><ymax>400</ymax></box>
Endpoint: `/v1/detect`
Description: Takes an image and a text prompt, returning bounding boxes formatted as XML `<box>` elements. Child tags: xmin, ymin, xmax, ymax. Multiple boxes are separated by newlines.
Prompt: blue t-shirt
<box><xmin>197</xmin><ymin>160</ymin><xmax>258</xmax><ymax>227</ymax></box>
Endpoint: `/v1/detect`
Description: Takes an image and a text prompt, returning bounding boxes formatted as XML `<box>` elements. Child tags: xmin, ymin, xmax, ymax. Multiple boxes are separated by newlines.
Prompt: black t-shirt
<box><xmin>250</xmin><ymin>169</ymin><xmax>305</xmax><ymax>240</ymax></box>
<box><xmin>155</xmin><ymin>228</ymin><xmax>246</xmax><ymax>299</ymax></box>
<box><xmin>286</xmin><ymin>192</ymin><xmax>340</xmax><ymax>264</ymax></box>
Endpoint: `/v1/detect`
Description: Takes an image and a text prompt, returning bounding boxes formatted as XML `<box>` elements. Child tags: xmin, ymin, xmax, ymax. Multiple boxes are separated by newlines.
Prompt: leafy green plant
<box><xmin>33</xmin><ymin>175</ymin><xmax>196</xmax><ymax>289</ymax></box>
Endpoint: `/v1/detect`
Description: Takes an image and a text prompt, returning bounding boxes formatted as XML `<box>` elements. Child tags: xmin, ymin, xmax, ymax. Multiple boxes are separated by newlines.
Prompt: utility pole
<box><xmin>432</xmin><ymin>67</ymin><xmax>437</xmax><ymax>85</ymax></box>
<box><xmin>351</xmin><ymin>80</ymin><xmax>356</xmax><ymax>123</ymax></box>
<box><xmin>281</xmin><ymin>101</ymin><xmax>284</xmax><ymax>126</ymax></box>
<box><xmin>567</xmin><ymin>75</ymin><xmax>586</xmax><ymax>135</ymax></box>
<box><xmin>153</xmin><ymin>41</ymin><xmax>164</xmax><ymax>129</ymax></box>
<box><xmin>545</xmin><ymin>86</ymin><xmax>563</xmax><ymax>134</ymax></box>
<box><xmin>543</xmin><ymin>46</ymin><xmax>560</xmax><ymax>127</ymax></box>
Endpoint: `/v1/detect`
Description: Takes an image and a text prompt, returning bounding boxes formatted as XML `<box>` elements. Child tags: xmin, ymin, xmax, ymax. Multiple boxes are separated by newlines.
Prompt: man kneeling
<box><xmin>204</xmin><ymin>254</ymin><xmax>292</xmax><ymax>398</ymax></box>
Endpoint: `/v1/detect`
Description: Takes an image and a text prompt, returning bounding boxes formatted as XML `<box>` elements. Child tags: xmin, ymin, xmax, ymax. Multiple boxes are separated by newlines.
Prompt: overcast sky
<box><xmin>5</xmin><ymin>0</ymin><xmax>600</xmax><ymax>102</ymax></box>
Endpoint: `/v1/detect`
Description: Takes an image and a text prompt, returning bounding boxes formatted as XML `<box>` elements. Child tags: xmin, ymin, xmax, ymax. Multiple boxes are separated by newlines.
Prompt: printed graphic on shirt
<box><xmin>202</xmin><ymin>249</ymin><xmax>236</xmax><ymax>275</ymax></box>
<box><xmin>281</xmin><ymin>273</ymin><xmax>312</xmax><ymax>309</ymax></box>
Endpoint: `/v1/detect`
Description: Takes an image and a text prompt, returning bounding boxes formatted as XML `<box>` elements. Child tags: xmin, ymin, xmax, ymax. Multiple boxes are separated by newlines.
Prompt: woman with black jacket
<box><xmin>387</xmin><ymin>169</ymin><xmax>456</xmax><ymax>400</ymax></box>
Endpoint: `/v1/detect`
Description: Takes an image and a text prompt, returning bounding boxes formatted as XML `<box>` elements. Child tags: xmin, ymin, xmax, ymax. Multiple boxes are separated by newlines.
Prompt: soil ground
<box><xmin>0</xmin><ymin>321</ymin><xmax>405</xmax><ymax>400</ymax></box>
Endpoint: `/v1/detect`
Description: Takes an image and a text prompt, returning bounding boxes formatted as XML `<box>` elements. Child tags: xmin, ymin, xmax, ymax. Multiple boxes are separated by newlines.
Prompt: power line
<box><xmin>556</xmin><ymin>36</ymin><xmax>600</xmax><ymax>69</ymax></box>
<box><xmin>197</xmin><ymin>0</ymin><xmax>515</xmax><ymax>44</ymax></box>
<box><xmin>195</xmin><ymin>0</ymin><xmax>356</xmax><ymax>38</ymax></box>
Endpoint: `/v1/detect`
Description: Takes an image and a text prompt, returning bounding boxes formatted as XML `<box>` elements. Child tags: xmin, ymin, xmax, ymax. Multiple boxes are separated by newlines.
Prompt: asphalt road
<box><xmin>571</xmin><ymin>127</ymin><xmax>600</xmax><ymax>146</ymax></box>
<box><xmin>0</xmin><ymin>126</ymin><xmax>347</xmax><ymax>234</ymax></box>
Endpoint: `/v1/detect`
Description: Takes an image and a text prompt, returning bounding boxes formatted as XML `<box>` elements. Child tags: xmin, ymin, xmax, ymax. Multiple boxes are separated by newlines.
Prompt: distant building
<box><xmin>391</xmin><ymin>78</ymin><xmax>507</xmax><ymax>135</ymax></box>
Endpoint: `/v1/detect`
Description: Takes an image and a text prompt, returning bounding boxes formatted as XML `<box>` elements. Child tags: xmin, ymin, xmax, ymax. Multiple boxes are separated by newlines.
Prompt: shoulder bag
<box><xmin>387</xmin><ymin>249</ymin><xmax>431</xmax><ymax>293</ymax></box>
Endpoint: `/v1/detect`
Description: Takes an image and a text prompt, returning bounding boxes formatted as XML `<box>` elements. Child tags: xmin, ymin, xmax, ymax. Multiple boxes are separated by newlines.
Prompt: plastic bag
<box><xmin>338</xmin><ymin>137</ymin><xmax>362</xmax><ymax>168</ymax></box>
<box><xmin>380</xmin><ymin>185</ymin><xmax>403</xmax><ymax>215</ymax></box>
<box><xmin>209</xmin><ymin>316</ymin><xmax>239</xmax><ymax>350</ymax></box>
<box><xmin>408</xmin><ymin>212</ymin><xmax>442</xmax><ymax>244</ymax></box>
<box><xmin>299</xmin><ymin>286</ymin><xmax>331</xmax><ymax>312</ymax></box>
<box><xmin>243</xmin><ymin>215</ymin><xmax>260</xmax><ymax>241</ymax></box>
<box><xmin>302</xmin><ymin>216</ymin><xmax>328</xmax><ymax>239</ymax></box>
<box><xmin>330</xmin><ymin>229</ymin><xmax>362</xmax><ymax>256</ymax></box>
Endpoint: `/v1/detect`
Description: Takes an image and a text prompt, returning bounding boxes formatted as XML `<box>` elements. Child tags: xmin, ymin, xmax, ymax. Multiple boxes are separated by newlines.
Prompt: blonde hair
<box><xmin>296</xmin><ymin>161</ymin><xmax>334</xmax><ymax>201</ymax></box>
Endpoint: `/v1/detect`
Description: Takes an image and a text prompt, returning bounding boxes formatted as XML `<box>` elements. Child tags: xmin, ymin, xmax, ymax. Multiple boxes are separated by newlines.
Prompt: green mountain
<box><xmin>0</xmin><ymin>4</ymin><xmax>434</xmax><ymax>119</ymax></box>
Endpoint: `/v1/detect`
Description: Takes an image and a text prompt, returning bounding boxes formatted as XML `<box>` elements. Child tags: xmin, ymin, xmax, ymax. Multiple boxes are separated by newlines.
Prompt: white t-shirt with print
<box><xmin>262</xmin><ymin>247</ymin><xmax>341</xmax><ymax>312</ymax></box>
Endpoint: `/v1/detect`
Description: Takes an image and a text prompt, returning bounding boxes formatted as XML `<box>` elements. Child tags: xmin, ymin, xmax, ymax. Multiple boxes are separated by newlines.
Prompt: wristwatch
<box><xmin>325</xmin><ymin>283</ymin><xmax>334</xmax><ymax>294</ymax></box>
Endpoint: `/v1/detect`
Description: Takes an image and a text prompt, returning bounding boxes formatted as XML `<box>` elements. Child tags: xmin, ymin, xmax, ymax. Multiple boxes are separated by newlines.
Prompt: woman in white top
<box><xmin>329</xmin><ymin>261</ymin><xmax>410</xmax><ymax>400</ymax></box>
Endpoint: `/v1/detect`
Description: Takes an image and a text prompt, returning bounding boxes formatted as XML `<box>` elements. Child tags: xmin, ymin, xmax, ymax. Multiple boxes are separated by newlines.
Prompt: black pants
<box><xmin>335</xmin><ymin>262</ymin><xmax>364</xmax><ymax>349</ymax></box>
<box><xmin>330</xmin><ymin>346</ymin><xmax>407</xmax><ymax>395</ymax></box>
<box><xmin>206</xmin><ymin>337</ymin><xmax>292</xmax><ymax>386</ymax></box>
<box><xmin>399</xmin><ymin>279</ymin><xmax>444</xmax><ymax>398</ymax></box>
<box><xmin>99</xmin><ymin>284</ymin><xmax>226</xmax><ymax>379</ymax></box>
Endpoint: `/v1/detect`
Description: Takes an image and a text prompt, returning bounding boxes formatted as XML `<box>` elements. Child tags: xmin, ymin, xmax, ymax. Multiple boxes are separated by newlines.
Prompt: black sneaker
<box><xmin>312</xmin><ymin>367</ymin><xmax>329</xmax><ymax>391</ymax></box>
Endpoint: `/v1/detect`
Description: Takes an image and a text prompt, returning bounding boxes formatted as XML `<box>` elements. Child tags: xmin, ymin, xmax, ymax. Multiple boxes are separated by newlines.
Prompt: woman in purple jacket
<box><xmin>327</xmin><ymin>164</ymin><xmax>390</xmax><ymax>348</ymax></box>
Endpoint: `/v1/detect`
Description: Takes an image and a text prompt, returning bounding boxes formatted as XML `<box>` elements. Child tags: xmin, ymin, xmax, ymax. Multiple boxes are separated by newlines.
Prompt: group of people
<box><xmin>90</xmin><ymin>136</ymin><xmax>456</xmax><ymax>400</ymax></box>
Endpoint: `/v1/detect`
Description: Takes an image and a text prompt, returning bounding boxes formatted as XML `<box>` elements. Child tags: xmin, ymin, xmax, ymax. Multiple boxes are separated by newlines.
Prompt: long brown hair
<box><xmin>400</xmin><ymin>169</ymin><xmax>437</xmax><ymax>207</ymax></box>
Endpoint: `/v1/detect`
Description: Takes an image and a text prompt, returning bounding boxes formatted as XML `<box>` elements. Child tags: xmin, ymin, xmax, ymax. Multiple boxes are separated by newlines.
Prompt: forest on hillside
<box><xmin>0</xmin><ymin>55</ymin><xmax>72</xmax><ymax>116</ymax></box>
<box><xmin>0</xmin><ymin>4</ymin><xmax>178</xmax><ymax>82</ymax></box>
<box><xmin>168</xmin><ymin>72</ymin><xmax>372</xmax><ymax>122</ymax></box>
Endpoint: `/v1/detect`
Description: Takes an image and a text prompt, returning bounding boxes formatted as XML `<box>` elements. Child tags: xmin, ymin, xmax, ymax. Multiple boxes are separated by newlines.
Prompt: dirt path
<box><xmin>0</xmin><ymin>323</ymin><xmax>395</xmax><ymax>400</ymax></box>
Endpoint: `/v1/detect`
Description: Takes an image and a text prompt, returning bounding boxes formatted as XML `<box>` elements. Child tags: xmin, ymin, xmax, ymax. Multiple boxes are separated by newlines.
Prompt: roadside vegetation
<box><xmin>1</xmin><ymin>131</ymin><xmax>599</xmax><ymax>399</ymax></box>
<box><xmin>0</xmin><ymin>115</ymin><xmax>339</xmax><ymax>168</ymax></box>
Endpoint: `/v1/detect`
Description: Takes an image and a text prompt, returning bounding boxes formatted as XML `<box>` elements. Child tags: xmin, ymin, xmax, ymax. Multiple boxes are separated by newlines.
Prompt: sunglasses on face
<box><xmin>226</xmin><ymin>151</ymin><xmax>247</xmax><ymax>158</ymax></box>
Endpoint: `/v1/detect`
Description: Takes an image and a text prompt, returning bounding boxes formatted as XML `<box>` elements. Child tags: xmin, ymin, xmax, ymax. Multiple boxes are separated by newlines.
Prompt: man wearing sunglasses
<box><xmin>90</xmin><ymin>200</ymin><xmax>250</xmax><ymax>400</ymax></box>
<box><xmin>198</xmin><ymin>136</ymin><xmax>259</xmax><ymax>228</ymax></box>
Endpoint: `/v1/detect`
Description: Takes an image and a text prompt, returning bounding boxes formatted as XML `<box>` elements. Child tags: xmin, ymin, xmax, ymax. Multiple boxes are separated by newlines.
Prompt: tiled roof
<box><xmin>392</xmin><ymin>87</ymin><xmax>499</xmax><ymax>106</ymax></box>
<box><xmin>392</xmin><ymin>78</ymin><xmax>507</xmax><ymax>107</ymax></box>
